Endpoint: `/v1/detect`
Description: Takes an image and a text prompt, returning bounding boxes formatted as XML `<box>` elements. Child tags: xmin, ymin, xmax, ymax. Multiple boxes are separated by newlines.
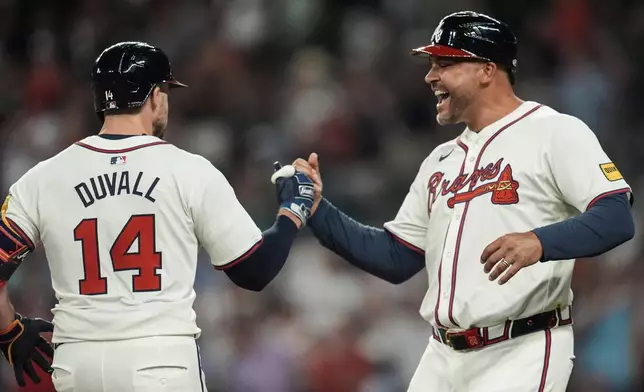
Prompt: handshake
<box><xmin>271</xmin><ymin>153</ymin><xmax>323</xmax><ymax>228</ymax></box>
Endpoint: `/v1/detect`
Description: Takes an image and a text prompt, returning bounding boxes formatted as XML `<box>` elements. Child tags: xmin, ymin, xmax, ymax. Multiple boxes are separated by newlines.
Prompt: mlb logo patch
<box><xmin>110</xmin><ymin>156</ymin><xmax>127</xmax><ymax>165</ymax></box>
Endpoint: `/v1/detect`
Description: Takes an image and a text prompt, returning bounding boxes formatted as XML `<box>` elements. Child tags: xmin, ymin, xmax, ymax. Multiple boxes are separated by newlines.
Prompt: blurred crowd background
<box><xmin>0</xmin><ymin>0</ymin><xmax>643</xmax><ymax>391</ymax></box>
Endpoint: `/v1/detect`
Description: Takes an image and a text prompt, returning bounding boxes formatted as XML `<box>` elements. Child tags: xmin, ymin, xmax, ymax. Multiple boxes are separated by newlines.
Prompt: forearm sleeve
<box><xmin>308</xmin><ymin>199</ymin><xmax>425</xmax><ymax>284</ymax></box>
<box><xmin>223</xmin><ymin>215</ymin><xmax>298</xmax><ymax>291</ymax></box>
<box><xmin>533</xmin><ymin>193</ymin><xmax>634</xmax><ymax>261</ymax></box>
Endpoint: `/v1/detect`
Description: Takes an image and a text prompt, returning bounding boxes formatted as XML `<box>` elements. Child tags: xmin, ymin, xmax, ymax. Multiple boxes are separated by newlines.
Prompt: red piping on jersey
<box><xmin>214</xmin><ymin>237</ymin><xmax>264</xmax><ymax>270</ymax></box>
<box><xmin>385</xmin><ymin>229</ymin><xmax>424</xmax><ymax>254</ymax></box>
<box><xmin>456</xmin><ymin>139</ymin><xmax>468</xmax><ymax>153</ymax></box>
<box><xmin>537</xmin><ymin>329</ymin><xmax>552</xmax><ymax>392</ymax></box>
<box><xmin>433</xmin><ymin>140</ymin><xmax>469</xmax><ymax>329</ymax></box>
<box><xmin>75</xmin><ymin>141</ymin><xmax>168</xmax><ymax>154</ymax></box>
<box><xmin>586</xmin><ymin>187</ymin><xmax>631</xmax><ymax>210</ymax></box>
<box><xmin>444</xmin><ymin>104</ymin><xmax>542</xmax><ymax>328</ymax></box>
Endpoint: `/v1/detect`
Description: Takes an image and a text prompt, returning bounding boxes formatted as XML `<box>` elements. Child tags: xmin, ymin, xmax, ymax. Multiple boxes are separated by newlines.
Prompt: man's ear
<box><xmin>150</xmin><ymin>86</ymin><xmax>161</xmax><ymax>111</ymax></box>
<box><xmin>480</xmin><ymin>62</ymin><xmax>497</xmax><ymax>86</ymax></box>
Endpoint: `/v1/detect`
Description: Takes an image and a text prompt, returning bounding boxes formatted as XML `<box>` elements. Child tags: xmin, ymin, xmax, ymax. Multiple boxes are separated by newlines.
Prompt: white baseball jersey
<box><xmin>2</xmin><ymin>134</ymin><xmax>262</xmax><ymax>343</ymax></box>
<box><xmin>384</xmin><ymin>101</ymin><xmax>632</xmax><ymax>330</ymax></box>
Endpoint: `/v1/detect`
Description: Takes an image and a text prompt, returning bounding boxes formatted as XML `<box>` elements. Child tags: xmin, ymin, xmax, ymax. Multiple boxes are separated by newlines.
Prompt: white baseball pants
<box><xmin>50</xmin><ymin>335</ymin><xmax>208</xmax><ymax>392</ymax></box>
<box><xmin>407</xmin><ymin>324</ymin><xmax>574</xmax><ymax>392</ymax></box>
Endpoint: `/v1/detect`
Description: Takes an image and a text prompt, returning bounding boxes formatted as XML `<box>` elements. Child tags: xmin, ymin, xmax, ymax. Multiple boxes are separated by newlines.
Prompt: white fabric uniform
<box><xmin>51</xmin><ymin>336</ymin><xmax>207</xmax><ymax>392</ymax></box>
<box><xmin>3</xmin><ymin>135</ymin><xmax>263</xmax><ymax>391</ymax></box>
<box><xmin>383</xmin><ymin>101</ymin><xmax>632</xmax><ymax>391</ymax></box>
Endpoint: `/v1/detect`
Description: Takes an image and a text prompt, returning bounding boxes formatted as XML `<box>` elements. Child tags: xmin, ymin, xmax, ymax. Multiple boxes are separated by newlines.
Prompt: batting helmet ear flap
<box><xmin>91</xmin><ymin>41</ymin><xmax>186</xmax><ymax>120</ymax></box>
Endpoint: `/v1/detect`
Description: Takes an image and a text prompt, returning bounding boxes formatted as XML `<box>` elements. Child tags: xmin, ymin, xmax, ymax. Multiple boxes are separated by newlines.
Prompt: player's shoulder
<box><xmin>529</xmin><ymin>102</ymin><xmax>593</xmax><ymax>136</ymax></box>
<box><xmin>11</xmin><ymin>143</ymin><xmax>78</xmax><ymax>187</ymax></box>
<box><xmin>159</xmin><ymin>144</ymin><xmax>233</xmax><ymax>191</ymax></box>
<box><xmin>162</xmin><ymin>144</ymin><xmax>222</xmax><ymax>174</ymax></box>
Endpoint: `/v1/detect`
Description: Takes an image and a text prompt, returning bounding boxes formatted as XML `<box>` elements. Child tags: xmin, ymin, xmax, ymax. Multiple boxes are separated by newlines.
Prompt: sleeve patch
<box><xmin>600</xmin><ymin>162</ymin><xmax>623</xmax><ymax>182</ymax></box>
<box><xmin>0</xmin><ymin>219</ymin><xmax>31</xmax><ymax>282</ymax></box>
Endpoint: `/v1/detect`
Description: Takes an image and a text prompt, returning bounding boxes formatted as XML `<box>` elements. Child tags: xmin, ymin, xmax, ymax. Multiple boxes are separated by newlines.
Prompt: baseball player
<box><xmin>282</xmin><ymin>11</ymin><xmax>635</xmax><ymax>392</ymax></box>
<box><xmin>0</xmin><ymin>41</ymin><xmax>315</xmax><ymax>391</ymax></box>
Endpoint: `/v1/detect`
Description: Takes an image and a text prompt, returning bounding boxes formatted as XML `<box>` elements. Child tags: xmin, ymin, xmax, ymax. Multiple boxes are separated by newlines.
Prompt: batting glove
<box><xmin>271</xmin><ymin>162</ymin><xmax>315</xmax><ymax>227</ymax></box>
<box><xmin>0</xmin><ymin>313</ymin><xmax>54</xmax><ymax>386</ymax></box>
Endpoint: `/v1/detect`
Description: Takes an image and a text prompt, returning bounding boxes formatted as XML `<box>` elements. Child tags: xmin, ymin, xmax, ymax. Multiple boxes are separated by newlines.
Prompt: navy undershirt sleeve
<box><xmin>223</xmin><ymin>215</ymin><xmax>298</xmax><ymax>291</ymax></box>
<box><xmin>533</xmin><ymin>193</ymin><xmax>634</xmax><ymax>261</ymax></box>
<box><xmin>307</xmin><ymin>198</ymin><xmax>426</xmax><ymax>284</ymax></box>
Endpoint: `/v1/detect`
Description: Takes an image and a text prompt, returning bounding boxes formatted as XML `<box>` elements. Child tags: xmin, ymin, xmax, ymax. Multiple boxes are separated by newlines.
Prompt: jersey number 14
<box><xmin>74</xmin><ymin>214</ymin><xmax>162</xmax><ymax>295</ymax></box>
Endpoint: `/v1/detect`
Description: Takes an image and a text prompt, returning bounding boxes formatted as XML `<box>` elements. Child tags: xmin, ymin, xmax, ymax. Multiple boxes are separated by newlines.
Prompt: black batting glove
<box><xmin>0</xmin><ymin>313</ymin><xmax>54</xmax><ymax>386</ymax></box>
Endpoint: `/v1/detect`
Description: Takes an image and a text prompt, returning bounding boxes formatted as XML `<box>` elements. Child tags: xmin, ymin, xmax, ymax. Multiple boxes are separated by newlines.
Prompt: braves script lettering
<box><xmin>427</xmin><ymin>158</ymin><xmax>519</xmax><ymax>213</ymax></box>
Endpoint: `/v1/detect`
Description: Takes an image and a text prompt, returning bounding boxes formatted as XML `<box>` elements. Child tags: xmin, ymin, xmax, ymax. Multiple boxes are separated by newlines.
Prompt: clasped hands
<box><xmin>271</xmin><ymin>153</ymin><xmax>322</xmax><ymax>228</ymax></box>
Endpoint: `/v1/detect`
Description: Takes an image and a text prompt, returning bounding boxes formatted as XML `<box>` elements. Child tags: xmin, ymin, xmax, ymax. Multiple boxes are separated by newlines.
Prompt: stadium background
<box><xmin>0</xmin><ymin>0</ymin><xmax>642</xmax><ymax>391</ymax></box>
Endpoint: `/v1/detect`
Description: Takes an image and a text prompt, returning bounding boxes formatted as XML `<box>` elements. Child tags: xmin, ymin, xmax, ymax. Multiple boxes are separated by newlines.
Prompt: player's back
<box><xmin>13</xmin><ymin>135</ymin><xmax>211</xmax><ymax>343</ymax></box>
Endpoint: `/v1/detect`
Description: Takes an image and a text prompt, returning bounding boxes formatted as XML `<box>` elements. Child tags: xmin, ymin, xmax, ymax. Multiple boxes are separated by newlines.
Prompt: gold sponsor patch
<box><xmin>600</xmin><ymin>162</ymin><xmax>623</xmax><ymax>182</ymax></box>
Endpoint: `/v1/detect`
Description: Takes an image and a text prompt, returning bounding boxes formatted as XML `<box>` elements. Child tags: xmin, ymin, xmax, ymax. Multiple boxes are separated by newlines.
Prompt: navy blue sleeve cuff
<box><xmin>308</xmin><ymin>198</ymin><xmax>332</xmax><ymax>227</ymax></box>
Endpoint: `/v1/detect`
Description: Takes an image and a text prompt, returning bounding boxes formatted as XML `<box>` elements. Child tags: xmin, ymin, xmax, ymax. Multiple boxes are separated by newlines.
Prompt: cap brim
<box><xmin>410</xmin><ymin>44</ymin><xmax>480</xmax><ymax>59</ymax></box>
<box><xmin>168</xmin><ymin>79</ymin><xmax>188</xmax><ymax>88</ymax></box>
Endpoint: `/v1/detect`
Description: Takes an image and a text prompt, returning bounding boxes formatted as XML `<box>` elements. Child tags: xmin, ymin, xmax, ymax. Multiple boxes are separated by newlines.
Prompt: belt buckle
<box><xmin>444</xmin><ymin>330</ymin><xmax>454</xmax><ymax>347</ymax></box>
<box><xmin>444</xmin><ymin>329</ymin><xmax>483</xmax><ymax>350</ymax></box>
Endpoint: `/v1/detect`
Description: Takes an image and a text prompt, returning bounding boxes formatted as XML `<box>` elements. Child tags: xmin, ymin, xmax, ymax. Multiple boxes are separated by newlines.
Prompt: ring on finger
<box><xmin>500</xmin><ymin>258</ymin><xmax>512</xmax><ymax>269</ymax></box>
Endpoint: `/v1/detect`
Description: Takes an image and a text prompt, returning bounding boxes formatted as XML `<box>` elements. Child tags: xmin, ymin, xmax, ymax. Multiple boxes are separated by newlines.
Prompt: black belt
<box><xmin>433</xmin><ymin>307</ymin><xmax>573</xmax><ymax>351</ymax></box>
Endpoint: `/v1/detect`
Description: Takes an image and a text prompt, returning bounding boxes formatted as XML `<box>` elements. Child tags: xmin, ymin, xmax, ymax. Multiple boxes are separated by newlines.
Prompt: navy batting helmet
<box><xmin>91</xmin><ymin>41</ymin><xmax>187</xmax><ymax>120</ymax></box>
<box><xmin>411</xmin><ymin>11</ymin><xmax>518</xmax><ymax>83</ymax></box>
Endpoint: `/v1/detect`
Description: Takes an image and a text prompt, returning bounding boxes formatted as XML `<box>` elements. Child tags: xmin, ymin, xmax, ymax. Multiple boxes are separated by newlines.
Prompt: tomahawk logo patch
<box><xmin>427</xmin><ymin>158</ymin><xmax>519</xmax><ymax>213</ymax></box>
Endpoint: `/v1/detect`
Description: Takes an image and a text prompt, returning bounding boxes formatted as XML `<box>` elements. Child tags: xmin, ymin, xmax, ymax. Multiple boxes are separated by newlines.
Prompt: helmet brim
<box><xmin>168</xmin><ymin>79</ymin><xmax>188</xmax><ymax>88</ymax></box>
<box><xmin>410</xmin><ymin>44</ymin><xmax>486</xmax><ymax>60</ymax></box>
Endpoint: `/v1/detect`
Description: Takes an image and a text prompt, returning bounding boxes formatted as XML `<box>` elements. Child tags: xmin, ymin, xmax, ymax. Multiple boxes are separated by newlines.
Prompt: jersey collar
<box><xmin>458</xmin><ymin>101</ymin><xmax>541</xmax><ymax>147</ymax></box>
<box><xmin>75</xmin><ymin>135</ymin><xmax>168</xmax><ymax>154</ymax></box>
<box><xmin>98</xmin><ymin>134</ymin><xmax>147</xmax><ymax>140</ymax></box>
